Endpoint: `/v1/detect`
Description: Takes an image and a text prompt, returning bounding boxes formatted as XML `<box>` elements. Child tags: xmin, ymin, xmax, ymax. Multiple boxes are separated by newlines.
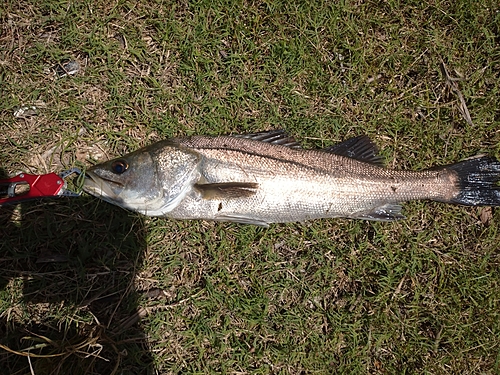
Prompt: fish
<box><xmin>82</xmin><ymin>130</ymin><xmax>500</xmax><ymax>226</ymax></box>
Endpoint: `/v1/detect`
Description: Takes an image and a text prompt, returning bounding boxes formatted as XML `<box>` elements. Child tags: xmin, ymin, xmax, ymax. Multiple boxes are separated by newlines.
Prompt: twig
<box><xmin>27</xmin><ymin>352</ymin><xmax>35</xmax><ymax>375</ymax></box>
<box><xmin>440</xmin><ymin>61</ymin><xmax>474</xmax><ymax>126</ymax></box>
<box><xmin>0</xmin><ymin>343</ymin><xmax>65</xmax><ymax>358</ymax></box>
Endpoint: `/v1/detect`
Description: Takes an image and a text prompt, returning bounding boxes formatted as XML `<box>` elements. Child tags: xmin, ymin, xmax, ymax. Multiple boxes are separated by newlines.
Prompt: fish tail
<box><xmin>444</xmin><ymin>156</ymin><xmax>500</xmax><ymax>206</ymax></box>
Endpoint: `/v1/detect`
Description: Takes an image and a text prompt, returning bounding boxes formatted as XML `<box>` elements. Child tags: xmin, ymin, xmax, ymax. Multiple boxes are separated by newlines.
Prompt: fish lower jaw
<box><xmin>82</xmin><ymin>174</ymin><xmax>120</xmax><ymax>200</ymax></box>
<box><xmin>82</xmin><ymin>185</ymin><xmax>119</xmax><ymax>204</ymax></box>
<box><xmin>83</xmin><ymin>185</ymin><xmax>167</xmax><ymax>216</ymax></box>
<box><xmin>121</xmin><ymin>194</ymin><xmax>192</xmax><ymax>217</ymax></box>
<box><xmin>119</xmin><ymin>197</ymin><xmax>172</xmax><ymax>216</ymax></box>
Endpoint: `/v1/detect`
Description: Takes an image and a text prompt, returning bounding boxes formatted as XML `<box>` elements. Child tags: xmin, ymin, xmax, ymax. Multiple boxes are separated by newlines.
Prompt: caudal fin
<box><xmin>446</xmin><ymin>157</ymin><xmax>500</xmax><ymax>206</ymax></box>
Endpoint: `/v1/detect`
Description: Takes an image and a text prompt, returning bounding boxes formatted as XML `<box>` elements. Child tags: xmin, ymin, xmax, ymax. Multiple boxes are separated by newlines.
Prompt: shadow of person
<box><xmin>0</xmin><ymin>167</ymin><xmax>154</xmax><ymax>374</ymax></box>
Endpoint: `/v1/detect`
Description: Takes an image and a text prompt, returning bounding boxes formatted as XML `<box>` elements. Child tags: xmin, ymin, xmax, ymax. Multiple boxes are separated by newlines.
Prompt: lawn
<box><xmin>1</xmin><ymin>0</ymin><xmax>499</xmax><ymax>374</ymax></box>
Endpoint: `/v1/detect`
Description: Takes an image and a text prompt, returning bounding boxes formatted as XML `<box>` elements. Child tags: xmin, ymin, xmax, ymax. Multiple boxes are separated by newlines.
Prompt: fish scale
<box><xmin>168</xmin><ymin>137</ymin><xmax>457</xmax><ymax>224</ymax></box>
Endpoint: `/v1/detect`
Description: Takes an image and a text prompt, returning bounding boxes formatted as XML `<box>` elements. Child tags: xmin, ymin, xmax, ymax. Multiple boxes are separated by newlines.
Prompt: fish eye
<box><xmin>111</xmin><ymin>160</ymin><xmax>128</xmax><ymax>174</ymax></box>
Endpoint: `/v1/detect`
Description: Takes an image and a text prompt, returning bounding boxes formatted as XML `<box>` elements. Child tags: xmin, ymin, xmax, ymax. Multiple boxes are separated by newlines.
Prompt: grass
<box><xmin>1</xmin><ymin>0</ymin><xmax>499</xmax><ymax>373</ymax></box>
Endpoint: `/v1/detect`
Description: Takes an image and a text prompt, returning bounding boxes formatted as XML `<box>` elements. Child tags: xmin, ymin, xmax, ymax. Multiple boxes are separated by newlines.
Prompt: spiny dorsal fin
<box><xmin>194</xmin><ymin>182</ymin><xmax>259</xmax><ymax>199</ymax></box>
<box><xmin>324</xmin><ymin>135</ymin><xmax>384</xmax><ymax>166</ymax></box>
<box><xmin>233</xmin><ymin>130</ymin><xmax>302</xmax><ymax>149</ymax></box>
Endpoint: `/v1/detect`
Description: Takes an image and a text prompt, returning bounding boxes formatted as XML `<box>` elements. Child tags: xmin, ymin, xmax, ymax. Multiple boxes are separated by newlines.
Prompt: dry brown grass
<box><xmin>1</xmin><ymin>0</ymin><xmax>499</xmax><ymax>374</ymax></box>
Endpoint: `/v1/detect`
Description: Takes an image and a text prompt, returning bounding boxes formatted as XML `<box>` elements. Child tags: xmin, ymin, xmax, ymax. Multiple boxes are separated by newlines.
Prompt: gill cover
<box><xmin>147</xmin><ymin>140</ymin><xmax>202</xmax><ymax>215</ymax></box>
<box><xmin>84</xmin><ymin>140</ymin><xmax>201</xmax><ymax>215</ymax></box>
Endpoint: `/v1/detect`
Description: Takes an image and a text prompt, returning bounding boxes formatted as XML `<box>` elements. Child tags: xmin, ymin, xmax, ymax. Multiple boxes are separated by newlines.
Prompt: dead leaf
<box><xmin>440</xmin><ymin>61</ymin><xmax>474</xmax><ymax>127</ymax></box>
<box><xmin>479</xmin><ymin>207</ymin><xmax>493</xmax><ymax>226</ymax></box>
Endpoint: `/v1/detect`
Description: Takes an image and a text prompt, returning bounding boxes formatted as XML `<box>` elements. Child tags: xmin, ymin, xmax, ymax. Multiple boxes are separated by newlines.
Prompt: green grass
<box><xmin>1</xmin><ymin>0</ymin><xmax>499</xmax><ymax>374</ymax></box>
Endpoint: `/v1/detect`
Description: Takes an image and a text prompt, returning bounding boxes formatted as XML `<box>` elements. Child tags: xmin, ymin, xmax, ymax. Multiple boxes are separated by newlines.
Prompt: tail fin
<box><xmin>446</xmin><ymin>156</ymin><xmax>500</xmax><ymax>206</ymax></box>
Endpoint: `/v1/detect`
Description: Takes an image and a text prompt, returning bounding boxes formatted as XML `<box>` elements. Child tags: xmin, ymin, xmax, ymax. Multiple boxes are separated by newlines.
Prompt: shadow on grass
<box><xmin>0</xmin><ymin>168</ymin><xmax>154</xmax><ymax>374</ymax></box>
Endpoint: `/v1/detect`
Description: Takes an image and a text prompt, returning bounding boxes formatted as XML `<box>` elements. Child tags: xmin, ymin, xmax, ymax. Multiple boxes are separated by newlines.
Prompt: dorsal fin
<box><xmin>233</xmin><ymin>130</ymin><xmax>302</xmax><ymax>149</ymax></box>
<box><xmin>324</xmin><ymin>135</ymin><xmax>384</xmax><ymax>166</ymax></box>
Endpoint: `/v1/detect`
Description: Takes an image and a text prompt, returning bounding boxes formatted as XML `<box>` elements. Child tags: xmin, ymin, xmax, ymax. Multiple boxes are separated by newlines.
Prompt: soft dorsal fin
<box><xmin>233</xmin><ymin>129</ymin><xmax>302</xmax><ymax>149</ymax></box>
<box><xmin>324</xmin><ymin>135</ymin><xmax>384</xmax><ymax>166</ymax></box>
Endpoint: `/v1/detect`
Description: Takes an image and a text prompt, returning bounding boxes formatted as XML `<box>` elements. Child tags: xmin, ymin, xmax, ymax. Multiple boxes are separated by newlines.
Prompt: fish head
<box><xmin>83</xmin><ymin>141</ymin><xmax>201</xmax><ymax>216</ymax></box>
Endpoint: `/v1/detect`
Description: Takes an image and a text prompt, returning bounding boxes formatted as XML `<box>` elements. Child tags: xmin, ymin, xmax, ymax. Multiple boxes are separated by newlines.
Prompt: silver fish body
<box><xmin>83</xmin><ymin>130</ymin><xmax>500</xmax><ymax>226</ymax></box>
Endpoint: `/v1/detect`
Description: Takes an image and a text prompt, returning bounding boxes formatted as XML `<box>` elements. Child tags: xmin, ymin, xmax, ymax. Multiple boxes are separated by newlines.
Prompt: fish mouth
<box><xmin>82</xmin><ymin>171</ymin><xmax>124</xmax><ymax>203</ymax></box>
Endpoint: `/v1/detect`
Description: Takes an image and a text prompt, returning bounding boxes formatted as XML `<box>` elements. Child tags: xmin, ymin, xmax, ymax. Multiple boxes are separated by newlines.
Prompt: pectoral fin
<box><xmin>194</xmin><ymin>182</ymin><xmax>259</xmax><ymax>199</ymax></box>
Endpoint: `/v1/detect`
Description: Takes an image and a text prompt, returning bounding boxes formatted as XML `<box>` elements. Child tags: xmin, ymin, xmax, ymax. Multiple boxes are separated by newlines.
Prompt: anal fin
<box><xmin>353</xmin><ymin>203</ymin><xmax>405</xmax><ymax>221</ymax></box>
<box><xmin>194</xmin><ymin>182</ymin><xmax>259</xmax><ymax>199</ymax></box>
<box><xmin>215</xmin><ymin>213</ymin><xmax>270</xmax><ymax>227</ymax></box>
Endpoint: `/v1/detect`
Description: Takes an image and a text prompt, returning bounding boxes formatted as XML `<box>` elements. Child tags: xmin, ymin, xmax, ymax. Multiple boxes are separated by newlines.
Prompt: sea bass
<box><xmin>83</xmin><ymin>130</ymin><xmax>500</xmax><ymax>226</ymax></box>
